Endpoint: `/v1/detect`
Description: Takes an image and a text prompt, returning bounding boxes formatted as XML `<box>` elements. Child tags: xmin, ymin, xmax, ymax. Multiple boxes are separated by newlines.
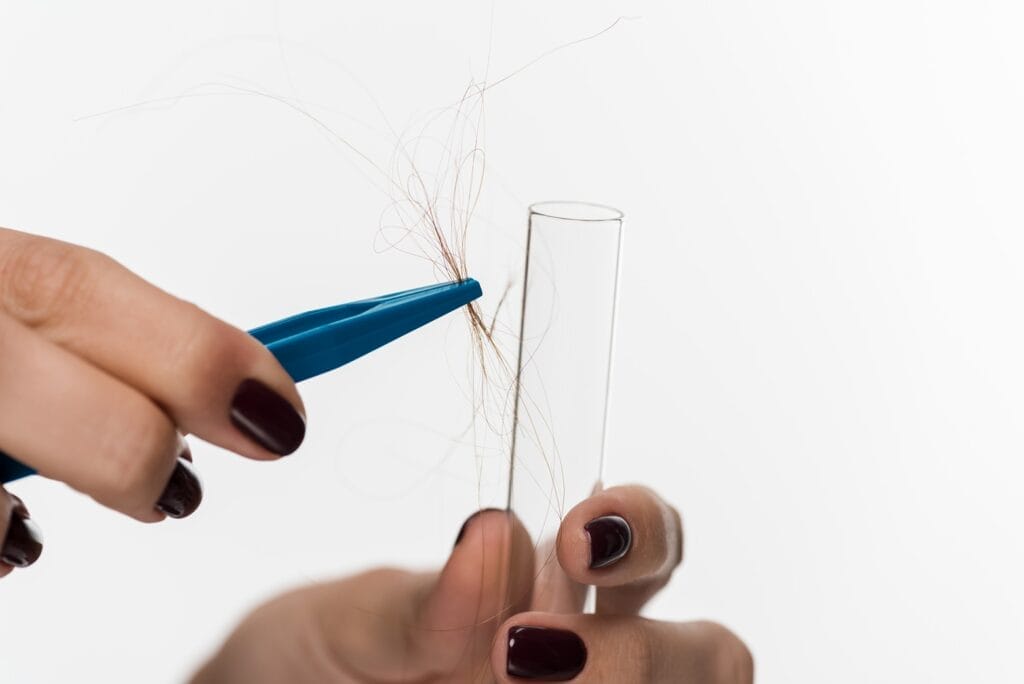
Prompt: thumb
<box><xmin>413</xmin><ymin>508</ymin><xmax>535</xmax><ymax>677</ymax></box>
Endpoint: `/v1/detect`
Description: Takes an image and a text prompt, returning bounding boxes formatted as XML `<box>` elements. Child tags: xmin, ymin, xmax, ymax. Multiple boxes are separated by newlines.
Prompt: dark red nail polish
<box><xmin>156</xmin><ymin>456</ymin><xmax>203</xmax><ymax>519</ymax></box>
<box><xmin>454</xmin><ymin>507</ymin><xmax>505</xmax><ymax>547</ymax></box>
<box><xmin>230</xmin><ymin>379</ymin><xmax>305</xmax><ymax>455</ymax></box>
<box><xmin>2</xmin><ymin>506</ymin><xmax>43</xmax><ymax>568</ymax></box>
<box><xmin>584</xmin><ymin>515</ymin><xmax>632</xmax><ymax>569</ymax></box>
<box><xmin>507</xmin><ymin>626</ymin><xmax>587</xmax><ymax>680</ymax></box>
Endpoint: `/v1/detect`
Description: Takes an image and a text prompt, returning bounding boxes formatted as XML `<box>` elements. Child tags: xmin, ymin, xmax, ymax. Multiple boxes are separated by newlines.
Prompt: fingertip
<box><xmin>133</xmin><ymin>305</ymin><xmax>306</xmax><ymax>462</ymax></box>
<box><xmin>422</xmin><ymin>508</ymin><xmax>532</xmax><ymax>626</ymax></box>
<box><xmin>228</xmin><ymin>378</ymin><xmax>306</xmax><ymax>456</ymax></box>
<box><xmin>1</xmin><ymin>504</ymin><xmax>43</xmax><ymax>569</ymax></box>
<box><xmin>556</xmin><ymin>485</ymin><xmax>681</xmax><ymax>587</ymax></box>
<box><xmin>452</xmin><ymin>507</ymin><xmax>507</xmax><ymax>549</ymax></box>
<box><xmin>155</xmin><ymin>455</ymin><xmax>204</xmax><ymax>519</ymax></box>
<box><xmin>442</xmin><ymin>508</ymin><xmax>523</xmax><ymax>597</ymax></box>
<box><xmin>584</xmin><ymin>515</ymin><xmax>633</xmax><ymax>570</ymax></box>
<box><xmin>2</xmin><ymin>488</ymin><xmax>43</xmax><ymax>570</ymax></box>
<box><xmin>131</xmin><ymin>508</ymin><xmax>168</xmax><ymax>524</ymax></box>
<box><xmin>491</xmin><ymin>612</ymin><xmax>589</xmax><ymax>683</ymax></box>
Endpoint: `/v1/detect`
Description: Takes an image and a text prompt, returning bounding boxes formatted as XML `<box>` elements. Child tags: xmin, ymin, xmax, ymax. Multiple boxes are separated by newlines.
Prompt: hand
<box><xmin>0</xmin><ymin>227</ymin><xmax>306</xmax><ymax>575</ymax></box>
<box><xmin>193</xmin><ymin>486</ymin><xmax>753</xmax><ymax>683</ymax></box>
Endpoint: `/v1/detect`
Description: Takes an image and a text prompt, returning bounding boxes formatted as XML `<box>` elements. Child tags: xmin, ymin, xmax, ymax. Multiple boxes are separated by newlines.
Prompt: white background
<box><xmin>2</xmin><ymin>1</ymin><xmax>1024</xmax><ymax>682</ymax></box>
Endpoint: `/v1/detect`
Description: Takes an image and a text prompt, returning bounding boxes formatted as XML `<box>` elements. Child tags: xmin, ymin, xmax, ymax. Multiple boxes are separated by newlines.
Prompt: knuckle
<box><xmin>0</xmin><ymin>237</ymin><xmax>96</xmax><ymax>326</ymax></box>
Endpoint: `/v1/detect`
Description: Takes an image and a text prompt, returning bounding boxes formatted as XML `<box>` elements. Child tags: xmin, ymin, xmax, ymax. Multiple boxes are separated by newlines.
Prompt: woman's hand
<box><xmin>0</xmin><ymin>227</ymin><xmax>306</xmax><ymax>574</ymax></box>
<box><xmin>194</xmin><ymin>486</ymin><xmax>753</xmax><ymax>683</ymax></box>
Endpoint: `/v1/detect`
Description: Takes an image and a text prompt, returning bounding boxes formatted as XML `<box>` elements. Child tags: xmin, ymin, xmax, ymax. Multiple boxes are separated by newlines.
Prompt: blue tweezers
<box><xmin>0</xmin><ymin>278</ymin><xmax>482</xmax><ymax>483</ymax></box>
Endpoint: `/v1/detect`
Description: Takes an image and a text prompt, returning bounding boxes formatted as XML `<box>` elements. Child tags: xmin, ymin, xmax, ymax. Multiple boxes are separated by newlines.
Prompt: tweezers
<box><xmin>0</xmin><ymin>278</ymin><xmax>482</xmax><ymax>483</ymax></box>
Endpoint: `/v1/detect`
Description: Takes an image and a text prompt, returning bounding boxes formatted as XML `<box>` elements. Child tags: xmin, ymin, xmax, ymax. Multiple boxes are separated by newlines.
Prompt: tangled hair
<box><xmin>77</xmin><ymin>19</ymin><xmax>631</xmax><ymax>662</ymax></box>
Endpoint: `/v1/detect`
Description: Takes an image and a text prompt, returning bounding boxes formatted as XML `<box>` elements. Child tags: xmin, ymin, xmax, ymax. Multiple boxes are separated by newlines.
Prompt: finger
<box><xmin>556</xmin><ymin>485</ymin><xmax>683</xmax><ymax>615</ymax></box>
<box><xmin>530</xmin><ymin>538</ymin><xmax>588</xmax><ymax>613</ymax></box>
<box><xmin>1</xmin><ymin>490</ymin><xmax>44</xmax><ymax>574</ymax></box>
<box><xmin>0</xmin><ymin>228</ymin><xmax>305</xmax><ymax>459</ymax></box>
<box><xmin>493</xmin><ymin>612</ymin><xmax>753</xmax><ymax>684</ymax></box>
<box><xmin>411</xmin><ymin>508</ymin><xmax>534</xmax><ymax>676</ymax></box>
<box><xmin>200</xmin><ymin>510</ymin><xmax>536</xmax><ymax>683</ymax></box>
<box><xmin>0</xmin><ymin>312</ymin><xmax>199</xmax><ymax>521</ymax></box>
<box><xmin>313</xmin><ymin>509</ymin><xmax>534</xmax><ymax>679</ymax></box>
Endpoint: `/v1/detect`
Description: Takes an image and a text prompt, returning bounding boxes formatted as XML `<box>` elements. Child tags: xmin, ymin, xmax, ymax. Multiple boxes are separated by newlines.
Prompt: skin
<box><xmin>0</xmin><ymin>492</ymin><xmax>16</xmax><ymax>579</ymax></box>
<box><xmin>0</xmin><ymin>229</ymin><xmax>752</xmax><ymax>680</ymax></box>
<box><xmin>0</xmin><ymin>226</ymin><xmax>303</xmax><ymax>570</ymax></box>
<box><xmin>193</xmin><ymin>486</ymin><xmax>754</xmax><ymax>683</ymax></box>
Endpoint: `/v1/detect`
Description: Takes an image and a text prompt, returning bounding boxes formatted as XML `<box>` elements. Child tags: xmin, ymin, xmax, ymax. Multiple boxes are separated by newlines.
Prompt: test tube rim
<box><xmin>528</xmin><ymin>200</ymin><xmax>624</xmax><ymax>223</ymax></box>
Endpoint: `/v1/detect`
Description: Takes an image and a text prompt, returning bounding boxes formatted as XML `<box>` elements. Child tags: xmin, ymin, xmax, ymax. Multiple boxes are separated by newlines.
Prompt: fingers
<box><xmin>0</xmin><ymin>312</ymin><xmax>197</xmax><ymax>521</ymax></box>
<box><xmin>0</xmin><ymin>228</ymin><xmax>305</xmax><ymax>459</ymax></box>
<box><xmin>314</xmin><ymin>509</ymin><xmax>534</xmax><ymax>678</ymax></box>
<box><xmin>1</xmin><ymin>489</ymin><xmax>43</xmax><ymax>576</ymax></box>
<box><xmin>492</xmin><ymin>612</ymin><xmax>753</xmax><ymax>684</ymax></box>
<box><xmin>195</xmin><ymin>569</ymin><xmax>438</xmax><ymax>684</ymax></box>
<box><xmin>199</xmin><ymin>509</ymin><xmax>537</xmax><ymax>683</ymax></box>
<box><xmin>556</xmin><ymin>485</ymin><xmax>683</xmax><ymax>615</ymax></box>
<box><xmin>530</xmin><ymin>537</ymin><xmax>589</xmax><ymax>613</ymax></box>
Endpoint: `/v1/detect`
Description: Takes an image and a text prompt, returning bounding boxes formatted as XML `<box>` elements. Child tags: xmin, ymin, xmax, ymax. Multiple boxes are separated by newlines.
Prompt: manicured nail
<box><xmin>507</xmin><ymin>626</ymin><xmax>587</xmax><ymax>680</ymax></box>
<box><xmin>230</xmin><ymin>379</ymin><xmax>306</xmax><ymax>455</ymax></box>
<box><xmin>2</xmin><ymin>503</ymin><xmax>43</xmax><ymax>568</ymax></box>
<box><xmin>584</xmin><ymin>514</ymin><xmax>632</xmax><ymax>569</ymax></box>
<box><xmin>156</xmin><ymin>456</ymin><xmax>203</xmax><ymax>519</ymax></box>
<box><xmin>454</xmin><ymin>507</ymin><xmax>505</xmax><ymax>547</ymax></box>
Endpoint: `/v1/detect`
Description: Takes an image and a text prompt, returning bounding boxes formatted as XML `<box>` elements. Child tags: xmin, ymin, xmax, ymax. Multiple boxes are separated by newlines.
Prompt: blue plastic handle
<box><xmin>0</xmin><ymin>458</ymin><xmax>35</xmax><ymax>483</ymax></box>
<box><xmin>0</xmin><ymin>279</ymin><xmax>481</xmax><ymax>483</ymax></box>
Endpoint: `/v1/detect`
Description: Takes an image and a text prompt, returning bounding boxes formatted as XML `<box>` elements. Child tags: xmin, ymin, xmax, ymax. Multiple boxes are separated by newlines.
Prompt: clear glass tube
<box><xmin>508</xmin><ymin>201</ymin><xmax>624</xmax><ymax>601</ymax></box>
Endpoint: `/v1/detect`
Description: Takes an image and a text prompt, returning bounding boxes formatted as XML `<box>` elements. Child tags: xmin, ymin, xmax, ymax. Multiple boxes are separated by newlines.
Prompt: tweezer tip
<box><xmin>462</xmin><ymin>277</ymin><xmax>483</xmax><ymax>298</ymax></box>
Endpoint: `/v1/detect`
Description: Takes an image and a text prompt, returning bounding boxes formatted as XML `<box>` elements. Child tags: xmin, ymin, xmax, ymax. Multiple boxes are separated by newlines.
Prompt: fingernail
<box><xmin>230</xmin><ymin>379</ymin><xmax>306</xmax><ymax>455</ymax></box>
<box><xmin>454</xmin><ymin>507</ymin><xmax>504</xmax><ymax>547</ymax></box>
<box><xmin>584</xmin><ymin>514</ymin><xmax>632</xmax><ymax>569</ymax></box>
<box><xmin>156</xmin><ymin>456</ymin><xmax>204</xmax><ymax>519</ymax></box>
<box><xmin>507</xmin><ymin>626</ymin><xmax>587</xmax><ymax>680</ymax></box>
<box><xmin>2</xmin><ymin>505</ymin><xmax>44</xmax><ymax>568</ymax></box>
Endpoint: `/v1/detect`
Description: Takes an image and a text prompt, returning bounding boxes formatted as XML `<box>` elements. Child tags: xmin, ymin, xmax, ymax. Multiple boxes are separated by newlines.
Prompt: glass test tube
<box><xmin>508</xmin><ymin>201</ymin><xmax>625</xmax><ymax>563</ymax></box>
